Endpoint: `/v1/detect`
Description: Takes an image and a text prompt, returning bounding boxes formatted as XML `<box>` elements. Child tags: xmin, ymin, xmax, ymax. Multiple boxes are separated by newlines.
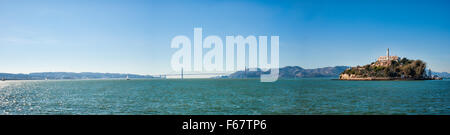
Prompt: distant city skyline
<box><xmin>1</xmin><ymin>0</ymin><xmax>449</xmax><ymax>75</ymax></box>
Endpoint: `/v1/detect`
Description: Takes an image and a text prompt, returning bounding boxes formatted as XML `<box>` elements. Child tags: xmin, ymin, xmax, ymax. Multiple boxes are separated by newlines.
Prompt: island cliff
<box><xmin>339</xmin><ymin>48</ymin><xmax>438</xmax><ymax>80</ymax></box>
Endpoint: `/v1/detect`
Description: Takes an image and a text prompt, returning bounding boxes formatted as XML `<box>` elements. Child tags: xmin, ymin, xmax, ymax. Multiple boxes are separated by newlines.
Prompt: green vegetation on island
<box><xmin>342</xmin><ymin>58</ymin><xmax>427</xmax><ymax>79</ymax></box>
<box><xmin>340</xmin><ymin>48</ymin><xmax>442</xmax><ymax>80</ymax></box>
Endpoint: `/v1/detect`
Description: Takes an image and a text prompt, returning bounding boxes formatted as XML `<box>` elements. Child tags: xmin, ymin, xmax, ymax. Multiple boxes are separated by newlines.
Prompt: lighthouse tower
<box><xmin>387</xmin><ymin>48</ymin><xmax>390</xmax><ymax>62</ymax></box>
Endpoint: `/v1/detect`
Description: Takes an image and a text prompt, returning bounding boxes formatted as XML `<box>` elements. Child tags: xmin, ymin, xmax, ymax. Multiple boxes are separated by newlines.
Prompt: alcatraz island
<box><xmin>339</xmin><ymin>48</ymin><xmax>443</xmax><ymax>80</ymax></box>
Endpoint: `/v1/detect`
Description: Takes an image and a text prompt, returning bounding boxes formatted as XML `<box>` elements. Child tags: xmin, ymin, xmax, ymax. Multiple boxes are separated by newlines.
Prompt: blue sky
<box><xmin>0</xmin><ymin>0</ymin><xmax>449</xmax><ymax>75</ymax></box>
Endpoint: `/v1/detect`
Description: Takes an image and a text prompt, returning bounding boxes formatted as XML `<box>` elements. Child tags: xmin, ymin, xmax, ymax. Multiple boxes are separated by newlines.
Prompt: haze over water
<box><xmin>1</xmin><ymin>79</ymin><xmax>448</xmax><ymax>115</ymax></box>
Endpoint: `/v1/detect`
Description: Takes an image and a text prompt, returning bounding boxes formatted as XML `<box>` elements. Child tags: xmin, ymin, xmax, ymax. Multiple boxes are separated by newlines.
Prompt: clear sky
<box><xmin>1</xmin><ymin>0</ymin><xmax>449</xmax><ymax>75</ymax></box>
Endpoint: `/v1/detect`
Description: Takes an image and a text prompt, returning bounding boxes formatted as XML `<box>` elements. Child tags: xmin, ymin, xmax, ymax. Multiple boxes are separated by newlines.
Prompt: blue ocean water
<box><xmin>0</xmin><ymin>78</ymin><xmax>449</xmax><ymax>115</ymax></box>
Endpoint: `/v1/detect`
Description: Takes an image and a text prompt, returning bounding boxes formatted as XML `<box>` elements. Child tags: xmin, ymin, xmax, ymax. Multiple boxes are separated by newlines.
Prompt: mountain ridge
<box><xmin>0</xmin><ymin>72</ymin><xmax>154</xmax><ymax>80</ymax></box>
<box><xmin>228</xmin><ymin>66</ymin><xmax>350</xmax><ymax>78</ymax></box>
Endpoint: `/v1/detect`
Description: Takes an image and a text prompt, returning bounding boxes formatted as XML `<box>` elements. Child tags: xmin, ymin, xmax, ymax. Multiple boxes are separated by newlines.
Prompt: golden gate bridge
<box><xmin>152</xmin><ymin>67</ymin><xmax>249</xmax><ymax>79</ymax></box>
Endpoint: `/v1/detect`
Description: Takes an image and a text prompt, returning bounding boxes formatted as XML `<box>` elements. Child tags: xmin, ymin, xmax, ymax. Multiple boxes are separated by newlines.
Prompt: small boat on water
<box><xmin>126</xmin><ymin>75</ymin><xmax>130</xmax><ymax>80</ymax></box>
<box><xmin>1</xmin><ymin>77</ymin><xmax>5</xmax><ymax>81</ymax></box>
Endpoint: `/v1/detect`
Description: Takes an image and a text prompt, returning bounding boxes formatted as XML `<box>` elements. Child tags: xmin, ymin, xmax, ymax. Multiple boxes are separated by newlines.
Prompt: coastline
<box><xmin>338</xmin><ymin>76</ymin><xmax>443</xmax><ymax>81</ymax></box>
<box><xmin>337</xmin><ymin>78</ymin><xmax>443</xmax><ymax>81</ymax></box>
<box><xmin>339</xmin><ymin>73</ymin><xmax>445</xmax><ymax>80</ymax></box>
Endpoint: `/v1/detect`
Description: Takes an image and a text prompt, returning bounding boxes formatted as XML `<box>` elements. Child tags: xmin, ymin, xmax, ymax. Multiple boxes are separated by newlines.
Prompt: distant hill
<box><xmin>0</xmin><ymin>72</ymin><xmax>154</xmax><ymax>80</ymax></box>
<box><xmin>228</xmin><ymin>66</ymin><xmax>349</xmax><ymax>78</ymax></box>
<box><xmin>433</xmin><ymin>72</ymin><xmax>450</xmax><ymax>78</ymax></box>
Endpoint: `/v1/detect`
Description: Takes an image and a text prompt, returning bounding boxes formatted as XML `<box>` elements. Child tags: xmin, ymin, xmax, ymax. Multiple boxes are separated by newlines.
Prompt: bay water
<box><xmin>0</xmin><ymin>78</ymin><xmax>449</xmax><ymax>115</ymax></box>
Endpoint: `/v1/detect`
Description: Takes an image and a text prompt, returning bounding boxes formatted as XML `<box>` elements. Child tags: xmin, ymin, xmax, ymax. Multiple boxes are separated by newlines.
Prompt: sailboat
<box><xmin>126</xmin><ymin>74</ymin><xmax>130</xmax><ymax>80</ymax></box>
<box><xmin>1</xmin><ymin>77</ymin><xmax>5</xmax><ymax>81</ymax></box>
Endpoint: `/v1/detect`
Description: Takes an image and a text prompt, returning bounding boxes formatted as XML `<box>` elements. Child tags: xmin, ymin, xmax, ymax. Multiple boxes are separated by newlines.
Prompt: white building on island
<box><xmin>375</xmin><ymin>48</ymin><xmax>399</xmax><ymax>66</ymax></box>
